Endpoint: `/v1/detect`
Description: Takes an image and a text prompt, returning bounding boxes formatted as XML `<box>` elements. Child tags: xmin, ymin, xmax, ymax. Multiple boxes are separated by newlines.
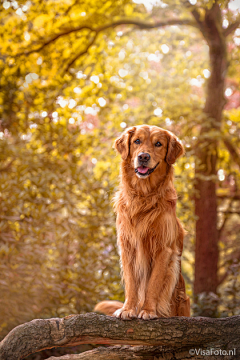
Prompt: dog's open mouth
<box><xmin>135</xmin><ymin>162</ymin><xmax>159</xmax><ymax>177</ymax></box>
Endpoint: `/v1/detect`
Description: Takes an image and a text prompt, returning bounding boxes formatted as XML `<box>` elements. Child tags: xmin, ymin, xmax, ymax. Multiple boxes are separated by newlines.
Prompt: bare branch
<box><xmin>218</xmin><ymin>250</ymin><xmax>240</xmax><ymax>286</ymax></box>
<box><xmin>44</xmin><ymin>342</ymin><xmax>235</xmax><ymax>360</ymax></box>
<box><xmin>18</xmin><ymin>18</ymin><xmax>197</xmax><ymax>57</ymax></box>
<box><xmin>46</xmin><ymin>346</ymin><xmax>172</xmax><ymax>360</ymax></box>
<box><xmin>218</xmin><ymin>271</ymin><xmax>229</xmax><ymax>286</ymax></box>
<box><xmin>219</xmin><ymin>250</ymin><xmax>240</xmax><ymax>272</ymax></box>
<box><xmin>19</xmin><ymin>26</ymin><xmax>93</xmax><ymax>56</ymax></box>
<box><xmin>219</xmin><ymin>210</ymin><xmax>240</xmax><ymax>214</ymax></box>
<box><xmin>223</xmin><ymin>138</ymin><xmax>240</xmax><ymax>167</ymax></box>
<box><xmin>64</xmin><ymin>25</ymin><xmax>142</xmax><ymax>72</ymax></box>
<box><xmin>95</xmin><ymin>18</ymin><xmax>197</xmax><ymax>31</ymax></box>
<box><xmin>0</xmin><ymin>158</ymin><xmax>15</xmax><ymax>172</ymax></box>
<box><xmin>224</xmin><ymin>20</ymin><xmax>240</xmax><ymax>37</ymax></box>
<box><xmin>217</xmin><ymin>193</ymin><xmax>240</xmax><ymax>200</ymax></box>
<box><xmin>64</xmin><ymin>32</ymin><xmax>98</xmax><ymax>73</ymax></box>
<box><xmin>64</xmin><ymin>0</ymin><xmax>80</xmax><ymax>16</ymax></box>
<box><xmin>0</xmin><ymin>313</ymin><xmax>240</xmax><ymax>360</ymax></box>
<box><xmin>218</xmin><ymin>199</ymin><xmax>234</xmax><ymax>239</ymax></box>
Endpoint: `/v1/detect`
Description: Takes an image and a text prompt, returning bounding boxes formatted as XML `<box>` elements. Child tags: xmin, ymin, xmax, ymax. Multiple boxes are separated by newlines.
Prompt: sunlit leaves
<box><xmin>1</xmin><ymin>0</ymin><xmax>240</xmax><ymax>339</ymax></box>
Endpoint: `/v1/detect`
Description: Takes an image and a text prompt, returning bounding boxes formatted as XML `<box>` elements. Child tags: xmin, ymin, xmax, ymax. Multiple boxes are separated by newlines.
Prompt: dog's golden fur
<box><xmin>94</xmin><ymin>125</ymin><xmax>190</xmax><ymax>319</ymax></box>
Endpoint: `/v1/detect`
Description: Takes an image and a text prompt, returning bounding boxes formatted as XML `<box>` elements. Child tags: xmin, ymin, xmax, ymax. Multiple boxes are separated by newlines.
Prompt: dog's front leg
<box><xmin>138</xmin><ymin>247</ymin><xmax>176</xmax><ymax>320</ymax></box>
<box><xmin>114</xmin><ymin>249</ymin><xmax>138</xmax><ymax>320</ymax></box>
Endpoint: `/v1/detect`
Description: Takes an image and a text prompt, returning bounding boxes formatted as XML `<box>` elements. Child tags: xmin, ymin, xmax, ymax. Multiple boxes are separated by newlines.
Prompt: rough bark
<box><xmin>0</xmin><ymin>313</ymin><xmax>240</xmax><ymax>360</ymax></box>
<box><xmin>44</xmin><ymin>344</ymin><xmax>236</xmax><ymax>360</ymax></box>
<box><xmin>192</xmin><ymin>4</ymin><xmax>228</xmax><ymax>306</ymax></box>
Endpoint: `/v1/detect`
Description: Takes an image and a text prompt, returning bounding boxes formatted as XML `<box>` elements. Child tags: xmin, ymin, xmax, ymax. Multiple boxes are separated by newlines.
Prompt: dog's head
<box><xmin>114</xmin><ymin>125</ymin><xmax>184</xmax><ymax>179</ymax></box>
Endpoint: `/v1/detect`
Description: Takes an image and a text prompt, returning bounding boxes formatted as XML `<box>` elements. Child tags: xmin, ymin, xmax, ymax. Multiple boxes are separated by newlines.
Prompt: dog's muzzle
<box><xmin>135</xmin><ymin>161</ymin><xmax>160</xmax><ymax>177</ymax></box>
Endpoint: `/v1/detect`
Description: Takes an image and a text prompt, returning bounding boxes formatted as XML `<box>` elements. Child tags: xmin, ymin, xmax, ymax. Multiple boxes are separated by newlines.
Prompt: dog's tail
<box><xmin>94</xmin><ymin>300</ymin><xmax>123</xmax><ymax>316</ymax></box>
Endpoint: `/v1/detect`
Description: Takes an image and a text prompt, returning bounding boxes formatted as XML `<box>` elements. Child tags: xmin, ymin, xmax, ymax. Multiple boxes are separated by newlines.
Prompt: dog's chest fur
<box><xmin>117</xmin><ymin>189</ymin><xmax>176</xmax><ymax>238</ymax></box>
<box><xmin>115</xmin><ymin>192</ymin><xmax>178</xmax><ymax>308</ymax></box>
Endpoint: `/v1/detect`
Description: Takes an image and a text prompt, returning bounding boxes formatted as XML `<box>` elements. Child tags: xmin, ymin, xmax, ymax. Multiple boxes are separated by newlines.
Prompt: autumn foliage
<box><xmin>0</xmin><ymin>1</ymin><xmax>240</xmax><ymax>353</ymax></box>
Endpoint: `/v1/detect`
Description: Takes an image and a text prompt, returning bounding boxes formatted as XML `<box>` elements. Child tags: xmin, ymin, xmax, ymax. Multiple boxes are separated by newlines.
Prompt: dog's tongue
<box><xmin>138</xmin><ymin>166</ymin><xmax>149</xmax><ymax>174</ymax></box>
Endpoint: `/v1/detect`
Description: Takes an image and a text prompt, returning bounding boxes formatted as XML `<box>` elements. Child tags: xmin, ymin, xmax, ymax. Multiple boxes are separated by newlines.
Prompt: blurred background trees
<box><xmin>1</xmin><ymin>0</ymin><xmax>240</xmax><ymax>350</ymax></box>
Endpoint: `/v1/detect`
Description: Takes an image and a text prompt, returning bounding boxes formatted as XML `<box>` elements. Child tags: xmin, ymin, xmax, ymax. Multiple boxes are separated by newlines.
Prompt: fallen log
<box><xmin>0</xmin><ymin>313</ymin><xmax>239</xmax><ymax>360</ymax></box>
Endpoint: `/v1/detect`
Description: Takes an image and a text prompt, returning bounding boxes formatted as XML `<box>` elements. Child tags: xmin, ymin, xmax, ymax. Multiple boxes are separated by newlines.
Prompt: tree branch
<box><xmin>217</xmin><ymin>193</ymin><xmax>240</xmax><ymax>200</ymax></box>
<box><xmin>0</xmin><ymin>158</ymin><xmax>15</xmax><ymax>172</ymax></box>
<box><xmin>223</xmin><ymin>138</ymin><xmax>240</xmax><ymax>167</ymax></box>
<box><xmin>64</xmin><ymin>32</ymin><xmax>98</xmax><ymax>73</ymax></box>
<box><xmin>0</xmin><ymin>313</ymin><xmax>240</xmax><ymax>360</ymax></box>
<box><xmin>218</xmin><ymin>271</ymin><xmax>230</xmax><ymax>287</ymax></box>
<box><xmin>18</xmin><ymin>18</ymin><xmax>197</xmax><ymax>57</ymax></box>
<box><xmin>19</xmin><ymin>26</ymin><xmax>93</xmax><ymax>56</ymax></box>
<box><xmin>218</xmin><ymin>250</ymin><xmax>240</xmax><ymax>286</ymax></box>
<box><xmin>223</xmin><ymin>20</ymin><xmax>240</xmax><ymax>37</ymax></box>
<box><xmin>64</xmin><ymin>0</ymin><xmax>80</xmax><ymax>16</ymax></box>
<box><xmin>219</xmin><ymin>210</ymin><xmax>240</xmax><ymax>214</ymax></box>
<box><xmin>218</xmin><ymin>199</ymin><xmax>234</xmax><ymax>239</ymax></box>
<box><xmin>44</xmin><ymin>343</ymin><xmax>229</xmax><ymax>360</ymax></box>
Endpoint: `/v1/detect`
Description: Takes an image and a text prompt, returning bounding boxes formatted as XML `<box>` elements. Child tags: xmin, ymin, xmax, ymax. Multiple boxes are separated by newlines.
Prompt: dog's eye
<box><xmin>155</xmin><ymin>141</ymin><xmax>162</xmax><ymax>147</ymax></box>
<box><xmin>134</xmin><ymin>139</ymin><xmax>141</xmax><ymax>144</ymax></box>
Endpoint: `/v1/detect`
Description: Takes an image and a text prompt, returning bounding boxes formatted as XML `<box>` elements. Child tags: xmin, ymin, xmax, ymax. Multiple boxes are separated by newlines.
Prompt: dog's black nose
<box><xmin>138</xmin><ymin>152</ymin><xmax>150</xmax><ymax>162</ymax></box>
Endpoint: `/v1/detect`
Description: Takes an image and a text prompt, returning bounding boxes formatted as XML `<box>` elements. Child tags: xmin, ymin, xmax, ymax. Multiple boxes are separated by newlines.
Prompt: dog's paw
<box><xmin>138</xmin><ymin>309</ymin><xmax>158</xmax><ymax>320</ymax></box>
<box><xmin>113</xmin><ymin>307</ymin><xmax>137</xmax><ymax>320</ymax></box>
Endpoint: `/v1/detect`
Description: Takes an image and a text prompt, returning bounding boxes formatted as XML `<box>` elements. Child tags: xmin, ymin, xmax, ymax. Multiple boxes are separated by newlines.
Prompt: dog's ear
<box><xmin>114</xmin><ymin>127</ymin><xmax>136</xmax><ymax>160</ymax></box>
<box><xmin>166</xmin><ymin>133</ymin><xmax>184</xmax><ymax>165</ymax></box>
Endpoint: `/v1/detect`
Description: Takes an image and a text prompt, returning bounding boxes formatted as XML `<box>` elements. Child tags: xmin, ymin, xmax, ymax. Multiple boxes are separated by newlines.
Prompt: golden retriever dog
<box><xmin>95</xmin><ymin>125</ymin><xmax>190</xmax><ymax>320</ymax></box>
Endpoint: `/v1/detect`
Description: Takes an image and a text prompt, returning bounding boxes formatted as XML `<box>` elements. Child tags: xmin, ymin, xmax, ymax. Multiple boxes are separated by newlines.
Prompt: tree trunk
<box><xmin>192</xmin><ymin>4</ymin><xmax>228</xmax><ymax>312</ymax></box>
<box><xmin>0</xmin><ymin>313</ymin><xmax>239</xmax><ymax>360</ymax></box>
